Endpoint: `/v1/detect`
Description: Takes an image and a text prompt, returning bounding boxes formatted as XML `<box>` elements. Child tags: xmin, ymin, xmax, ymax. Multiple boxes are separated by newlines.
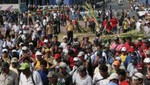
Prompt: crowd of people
<box><xmin>0</xmin><ymin>0</ymin><xmax>150</xmax><ymax>85</ymax></box>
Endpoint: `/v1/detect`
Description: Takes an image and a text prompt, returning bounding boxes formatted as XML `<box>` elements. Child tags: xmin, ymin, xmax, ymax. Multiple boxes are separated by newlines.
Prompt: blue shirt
<box><xmin>38</xmin><ymin>70</ymin><xmax>49</xmax><ymax>85</ymax></box>
<box><xmin>108</xmin><ymin>82</ymin><xmax>118</xmax><ymax>85</ymax></box>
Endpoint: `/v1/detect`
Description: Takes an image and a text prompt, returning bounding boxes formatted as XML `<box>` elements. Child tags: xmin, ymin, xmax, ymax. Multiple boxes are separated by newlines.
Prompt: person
<box><xmin>38</xmin><ymin>60</ymin><xmax>49</xmax><ymax>85</ymax></box>
<box><xmin>1</xmin><ymin>48</ymin><xmax>11</xmax><ymax>64</ymax></box>
<box><xmin>0</xmin><ymin>62</ymin><xmax>18</xmax><ymax>85</ymax></box>
<box><xmin>93</xmin><ymin>65</ymin><xmax>109</xmax><ymax>85</ymax></box>
<box><xmin>132</xmin><ymin>72</ymin><xmax>144</xmax><ymax>85</ymax></box>
<box><xmin>19</xmin><ymin>63</ymin><xmax>43</xmax><ymax>85</ymax></box>
<box><xmin>73</xmin><ymin>65</ymin><xmax>93</xmax><ymax>85</ymax></box>
<box><xmin>9</xmin><ymin>57</ymin><xmax>19</xmax><ymax>75</ymax></box>
<box><xmin>56</xmin><ymin>62</ymin><xmax>72</xmax><ymax>85</ymax></box>
<box><xmin>66</xmin><ymin>20</ymin><xmax>74</xmax><ymax>43</ymax></box>
<box><xmin>47</xmin><ymin>71</ymin><xmax>58</xmax><ymax>85</ymax></box>
<box><xmin>108</xmin><ymin>73</ymin><xmax>119</xmax><ymax>85</ymax></box>
<box><xmin>118</xmin><ymin>69</ymin><xmax>129</xmax><ymax>85</ymax></box>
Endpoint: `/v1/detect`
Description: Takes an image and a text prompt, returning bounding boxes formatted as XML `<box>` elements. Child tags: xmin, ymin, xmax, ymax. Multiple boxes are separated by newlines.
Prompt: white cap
<box><xmin>146</xmin><ymin>50</ymin><xmax>150</xmax><ymax>55</ymax></box>
<box><xmin>12</xmin><ymin>49</ymin><xmax>17</xmax><ymax>52</ymax></box>
<box><xmin>19</xmin><ymin>31</ymin><xmax>22</xmax><ymax>34</ymax></box>
<box><xmin>139</xmin><ymin>19</ymin><xmax>142</xmax><ymax>22</ymax></box>
<box><xmin>132</xmin><ymin>72</ymin><xmax>143</xmax><ymax>80</ymax></box>
<box><xmin>143</xmin><ymin>58</ymin><xmax>150</xmax><ymax>63</ymax></box>
<box><xmin>44</xmin><ymin>39</ymin><xmax>48</xmax><ymax>43</ymax></box>
<box><xmin>77</xmin><ymin>51</ymin><xmax>85</xmax><ymax>57</ymax></box>
<box><xmin>11</xmin><ymin>57</ymin><xmax>18</xmax><ymax>63</ymax></box>
<box><xmin>19</xmin><ymin>42</ymin><xmax>23</xmax><ymax>46</ymax></box>
<box><xmin>35</xmin><ymin>51</ymin><xmax>42</xmax><ymax>56</ymax></box>
<box><xmin>115</xmin><ymin>57</ymin><xmax>121</xmax><ymax>61</ymax></box>
<box><xmin>73</xmin><ymin>57</ymin><xmax>80</xmax><ymax>62</ymax></box>
<box><xmin>59</xmin><ymin>62</ymin><xmax>67</xmax><ymax>68</ymax></box>
<box><xmin>108</xmin><ymin>73</ymin><xmax>119</xmax><ymax>80</ymax></box>
<box><xmin>22</xmin><ymin>46</ymin><xmax>27</xmax><ymax>51</ymax></box>
<box><xmin>29</xmin><ymin>42</ymin><xmax>33</xmax><ymax>45</ymax></box>
<box><xmin>121</xmin><ymin>47</ymin><xmax>126</xmax><ymax>52</ymax></box>
<box><xmin>2</xmin><ymin>49</ymin><xmax>8</xmax><ymax>52</ymax></box>
<box><xmin>63</xmin><ymin>36</ymin><xmax>67</xmax><ymax>39</ymax></box>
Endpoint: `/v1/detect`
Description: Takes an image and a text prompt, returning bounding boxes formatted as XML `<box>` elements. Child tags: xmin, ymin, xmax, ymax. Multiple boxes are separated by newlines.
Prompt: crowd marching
<box><xmin>0</xmin><ymin>0</ymin><xmax>150</xmax><ymax>85</ymax></box>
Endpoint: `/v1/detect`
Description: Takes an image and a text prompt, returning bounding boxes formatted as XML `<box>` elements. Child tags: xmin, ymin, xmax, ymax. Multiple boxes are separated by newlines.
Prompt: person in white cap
<box><xmin>108</xmin><ymin>73</ymin><xmax>119</xmax><ymax>85</ymax></box>
<box><xmin>132</xmin><ymin>72</ymin><xmax>144</xmax><ymax>85</ymax></box>
<box><xmin>35</xmin><ymin>51</ymin><xmax>43</xmax><ymax>70</ymax></box>
<box><xmin>59</xmin><ymin>36</ymin><xmax>67</xmax><ymax>49</ymax></box>
<box><xmin>56</xmin><ymin>62</ymin><xmax>72</xmax><ymax>85</ymax></box>
<box><xmin>9</xmin><ymin>57</ymin><xmax>19</xmax><ymax>75</ymax></box>
<box><xmin>1</xmin><ymin>48</ymin><xmax>11</xmax><ymax>64</ymax></box>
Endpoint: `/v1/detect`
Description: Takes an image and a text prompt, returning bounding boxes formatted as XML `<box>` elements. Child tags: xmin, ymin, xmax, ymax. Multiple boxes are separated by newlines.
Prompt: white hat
<box><xmin>12</xmin><ymin>49</ymin><xmax>17</xmax><ymax>52</ymax></box>
<box><xmin>29</xmin><ymin>42</ymin><xmax>33</xmax><ymax>45</ymax></box>
<box><xmin>19</xmin><ymin>31</ymin><xmax>22</xmax><ymax>34</ymax></box>
<box><xmin>22</xmin><ymin>46</ymin><xmax>27</xmax><ymax>51</ymax></box>
<box><xmin>73</xmin><ymin>57</ymin><xmax>80</xmax><ymax>62</ymax></box>
<box><xmin>2</xmin><ymin>49</ymin><xmax>8</xmax><ymax>52</ymax></box>
<box><xmin>108</xmin><ymin>73</ymin><xmax>119</xmax><ymax>80</ymax></box>
<box><xmin>139</xmin><ymin>19</ymin><xmax>142</xmax><ymax>22</ymax></box>
<box><xmin>143</xmin><ymin>58</ymin><xmax>150</xmax><ymax>63</ymax></box>
<box><xmin>121</xmin><ymin>47</ymin><xmax>126</xmax><ymax>52</ymax></box>
<box><xmin>77</xmin><ymin>51</ymin><xmax>85</xmax><ymax>57</ymax></box>
<box><xmin>11</xmin><ymin>57</ymin><xmax>18</xmax><ymax>63</ymax></box>
<box><xmin>115</xmin><ymin>57</ymin><xmax>121</xmax><ymax>61</ymax></box>
<box><xmin>35</xmin><ymin>51</ymin><xmax>42</xmax><ymax>56</ymax></box>
<box><xmin>132</xmin><ymin>72</ymin><xmax>143</xmax><ymax>80</ymax></box>
<box><xmin>44</xmin><ymin>39</ymin><xmax>48</xmax><ymax>43</ymax></box>
<box><xmin>47</xmin><ymin>71</ymin><xmax>55</xmax><ymax>77</ymax></box>
<box><xmin>19</xmin><ymin>42</ymin><xmax>23</xmax><ymax>46</ymax></box>
<box><xmin>63</xmin><ymin>36</ymin><xmax>67</xmax><ymax>39</ymax></box>
<box><xmin>59</xmin><ymin>62</ymin><xmax>67</xmax><ymax>68</ymax></box>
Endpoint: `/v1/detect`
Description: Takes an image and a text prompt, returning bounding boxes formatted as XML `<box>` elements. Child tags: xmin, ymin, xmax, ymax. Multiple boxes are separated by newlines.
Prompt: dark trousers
<box><xmin>5</xmin><ymin>30</ymin><xmax>10</xmax><ymax>38</ymax></box>
<box><xmin>67</xmin><ymin>31</ymin><xmax>73</xmax><ymax>43</ymax></box>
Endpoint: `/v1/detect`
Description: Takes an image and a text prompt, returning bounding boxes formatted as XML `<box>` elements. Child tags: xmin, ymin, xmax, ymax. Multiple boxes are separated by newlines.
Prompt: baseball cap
<box><xmin>132</xmin><ymin>72</ymin><xmax>143</xmax><ymax>80</ymax></box>
<box><xmin>2</xmin><ymin>49</ymin><xmax>8</xmax><ymax>52</ymax></box>
<box><xmin>19</xmin><ymin>42</ymin><xmax>24</xmax><ymax>46</ymax></box>
<box><xmin>143</xmin><ymin>58</ymin><xmax>150</xmax><ymax>63</ymax></box>
<box><xmin>29</xmin><ymin>42</ymin><xmax>33</xmax><ymax>45</ymax></box>
<box><xmin>108</xmin><ymin>73</ymin><xmax>119</xmax><ymax>80</ymax></box>
<box><xmin>11</xmin><ymin>57</ymin><xmax>18</xmax><ymax>63</ymax></box>
<box><xmin>59</xmin><ymin>62</ymin><xmax>67</xmax><ymax>68</ymax></box>
<box><xmin>121</xmin><ymin>47</ymin><xmax>126</xmax><ymax>52</ymax></box>
<box><xmin>35</xmin><ymin>51</ymin><xmax>42</xmax><ymax>56</ymax></box>
<box><xmin>113</xmin><ymin>60</ymin><xmax>120</xmax><ymax>66</ymax></box>
<box><xmin>77</xmin><ymin>51</ymin><xmax>85</xmax><ymax>57</ymax></box>
<box><xmin>115</xmin><ymin>57</ymin><xmax>121</xmax><ymax>61</ymax></box>
<box><xmin>44</xmin><ymin>39</ymin><xmax>48</xmax><ymax>43</ymax></box>
<box><xmin>12</xmin><ymin>49</ymin><xmax>17</xmax><ymax>53</ymax></box>
<box><xmin>1</xmin><ymin>62</ymin><xmax>9</xmax><ymax>69</ymax></box>
<box><xmin>19</xmin><ymin>63</ymin><xmax>30</xmax><ymax>70</ymax></box>
<box><xmin>73</xmin><ymin>57</ymin><xmax>80</xmax><ymax>62</ymax></box>
<box><xmin>138</xmin><ymin>37</ymin><xmax>142</xmax><ymax>41</ymax></box>
<box><xmin>63</xmin><ymin>36</ymin><xmax>67</xmax><ymax>39</ymax></box>
<box><xmin>22</xmin><ymin>46</ymin><xmax>28</xmax><ymax>51</ymax></box>
<box><xmin>54</xmin><ymin>54</ymin><xmax>61</xmax><ymax>59</ymax></box>
<box><xmin>47</xmin><ymin>71</ymin><xmax>55</xmax><ymax>77</ymax></box>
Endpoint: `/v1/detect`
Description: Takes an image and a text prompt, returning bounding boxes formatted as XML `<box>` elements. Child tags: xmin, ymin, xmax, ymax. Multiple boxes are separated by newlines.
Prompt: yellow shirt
<box><xmin>120</xmin><ymin>54</ymin><xmax>127</xmax><ymax>63</ymax></box>
<box><xmin>66</xmin><ymin>24</ymin><xmax>73</xmax><ymax>31</ymax></box>
<box><xmin>35</xmin><ymin>60</ymin><xmax>41</xmax><ymax>71</ymax></box>
<box><xmin>46</xmin><ymin>25</ymin><xmax>53</xmax><ymax>34</ymax></box>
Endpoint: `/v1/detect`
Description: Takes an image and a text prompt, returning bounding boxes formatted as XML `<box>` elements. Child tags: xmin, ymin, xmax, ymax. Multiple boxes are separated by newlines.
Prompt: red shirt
<box><xmin>119</xmin><ymin>80</ymin><xmax>129</xmax><ymax>85</ymax></box>
<box><xmin>103</xmin><ymin>20</ymin><xmax>107</xmax><ymax>27</ymax></box>
<box><xmin>38</xmin><ymin>40</ymin><xmax>44</xmax><ymax>47</ymax></box>
<box><xmin>68</xmin><ymin>57</ymin><xmax>74</xmax><ymax>69</ymax></box>
<box><xmin>110</xmin><ymin>18</ymin><xmax>118</xmax><ymax>27</ymax></box>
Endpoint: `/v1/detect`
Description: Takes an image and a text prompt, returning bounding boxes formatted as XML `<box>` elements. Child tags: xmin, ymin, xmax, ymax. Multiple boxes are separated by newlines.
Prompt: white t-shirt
<box><xmin>60</xmin><ymin>42</ymin><xmax>67</xmax><ymax>49</ymax></box>
<box><xmin>74</xmin><ymin>74</ymin><xmax>93</xmax><ymax>85</ymax></box>
<box><xmin>93</xmin><ymin>72</ymin><xmax>109</xmax><ymax>85</ymax></box>
<box><xmin>12</xmin><ymin>25</ymin><xmax>20</xmax><ymax>33</ymax></box>
<box><xmin>19</xmin><ymin>71</ymin><xmax>43</xmax><ymax>85</ymax></box>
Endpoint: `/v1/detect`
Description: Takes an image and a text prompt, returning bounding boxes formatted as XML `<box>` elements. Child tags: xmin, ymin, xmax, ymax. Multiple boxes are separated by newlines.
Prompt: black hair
<box><xmin>99</xmin><ymin>64</ymin><xmax>108</xmax><ymax>72</ymax></box>
<box><xmin>40</xmin><ymin>60</ymin><xmax>47</xmax><ymax>67</ymax></box>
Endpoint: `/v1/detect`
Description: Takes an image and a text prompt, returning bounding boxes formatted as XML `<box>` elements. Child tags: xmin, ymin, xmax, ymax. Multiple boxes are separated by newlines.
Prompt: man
<box><xmin>57</xmin><ymin>62</ymin><xmax>72</xmax><ymax>85</ymax></box>
<box><xmin>9</xmin><ymin>57</ymin><xmax>19</xmax><ymax>75</ymax></box>
<box><xmin>38</xmin><ymin>60</ymin><xmax>49</xmax><ymax>85</ymax></box>
<box><xmin>73</xmin><ymin>65</ymin><xmax>93</xmax><ymax>85</ymax></box>
<box><xmin>0</xmin><ymin>62</ymin><xmax>18</xmax><ymax>85</ymax></box>
<box><xmin>1</xmin><ymin>48</ymin><xmax>11</xmax><ymax>64</ymax></box>
<box><xmin>19</xmin><ymin>63</ymin><xmax>43</xmax><ymax>85</ymax></box>
<box><xmin>132</xmin><ymin>72</ymin><xmax>144</xmax><ymax>85</ymax></box>
<box><xmin>108</xmin><ymin>73</ymin><xmax>119</xmax><ymax>85</ymax></box>
<box><xmin>93</xmin><ymin>65</ymin><xmax>109</xmax><ymax>85</ymax></box>
<box><xmin>118</xmin><ymin>69</ymin><xmax>129</xmax><ymax>85</ymax></box>
<box><xmin>47</xmin><ymin>71</ymin><xmax>58</xmax><ymax>85</ymax></box>
<box><xmin>35</xmin><ymin>51</ymin><xmax>44</xmax><ymax>70</ymax></box>
<box><xmin>66</xmin><ymin>20</ymin><xmax>74</xmax><ymax>43</ymax></box>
